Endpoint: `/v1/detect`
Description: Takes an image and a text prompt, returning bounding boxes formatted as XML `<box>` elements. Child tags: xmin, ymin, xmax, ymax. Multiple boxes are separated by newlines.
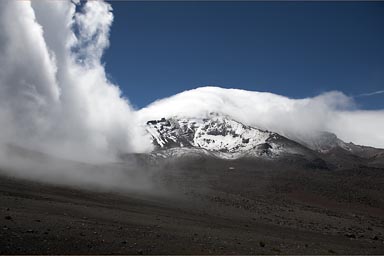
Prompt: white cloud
<box><xmin>0</xmin><ymin>0</ymin><xmax>150</xmax><ymax>164</ymax></box>
<box><xmin>137</xmin><ymin>86</ymin><xmax>384</xmax><ymax>149</ymax></box>
<box><xmin>0</xmin><ymin>0</ymin><xmax>155</xmax><ymax>191</ymax></box>
<box><xmin>356</xmin><ymin>90</ymin><xmax>384</xmax><ymax>97</ymax></box>
<box><xmin>329</xmin><ymin>110</ymin><xmax>384</xmax><ymax>147</ymax></box>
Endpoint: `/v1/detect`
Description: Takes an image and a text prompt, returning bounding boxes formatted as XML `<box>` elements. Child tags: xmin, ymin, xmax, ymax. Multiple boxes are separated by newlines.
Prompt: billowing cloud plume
<box><xmin>137</xmin><ymin>87</ymin><xmax>384</xmax><ymax>149</ymax></box>
<box><xmin>0</xmin><ymin>0</ymin><xmax>150</xmax><ymax>164</ymax></box>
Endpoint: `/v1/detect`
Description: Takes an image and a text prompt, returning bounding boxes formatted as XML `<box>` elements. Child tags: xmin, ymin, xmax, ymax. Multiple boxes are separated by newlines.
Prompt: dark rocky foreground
<box><xmin>1</xmin><ymin>156</ymin><xmax>384</xmax><ymax>254</ymax></box>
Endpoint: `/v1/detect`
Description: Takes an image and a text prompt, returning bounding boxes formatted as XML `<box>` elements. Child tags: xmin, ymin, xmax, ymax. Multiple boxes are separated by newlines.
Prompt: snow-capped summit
<box><xmin>143</xmin><ymin>112</ymin><xmax>384</xmax><ymax>162</ymax></box>
<box><xmin>145</xmin><ymin>114</ymin><xmax>309</xmax><ymax>159</ymax></box>
<box><xmin>140</xmin><ymin>113</ymin><xmax>384</xmax><ymax>168</ymax></box>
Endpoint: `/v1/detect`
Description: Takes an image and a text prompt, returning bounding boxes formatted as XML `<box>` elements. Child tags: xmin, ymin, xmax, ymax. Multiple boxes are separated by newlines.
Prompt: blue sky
<box><xmin>103</xmin><ymin>1</ymin><xmax>384</xmax><ymax>110</ymax></box>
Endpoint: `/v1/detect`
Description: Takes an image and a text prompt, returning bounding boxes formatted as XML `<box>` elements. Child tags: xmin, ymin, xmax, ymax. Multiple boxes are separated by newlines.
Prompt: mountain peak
<box><xmin>143</xmin><ymin>114</ymin><xmax>384</xmax><ymax>166</ymax></box>
<box><xmin>145</xmin><ymin>115</ymin><xmax>294</xmax><ymax>159</ymax></box>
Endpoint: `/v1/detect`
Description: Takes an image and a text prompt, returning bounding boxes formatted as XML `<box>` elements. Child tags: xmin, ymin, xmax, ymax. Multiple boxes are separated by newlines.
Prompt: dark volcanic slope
<box><xmin>1</xmin><ymin>156</ymin><xmax>384</xmax><ymax>255</ymax></box>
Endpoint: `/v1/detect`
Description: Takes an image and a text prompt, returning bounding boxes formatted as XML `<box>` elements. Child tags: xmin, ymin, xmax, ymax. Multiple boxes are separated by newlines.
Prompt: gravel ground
<box><xmin>1</xmin><ymin>156</ymin><xmax>384</xmax><ymax>254</ymax></box>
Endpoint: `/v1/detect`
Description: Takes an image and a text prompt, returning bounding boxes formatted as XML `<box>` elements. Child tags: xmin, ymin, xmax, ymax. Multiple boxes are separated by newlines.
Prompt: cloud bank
<box><xmin>137</xmin><ymin>87</ymin><xmax>384</xmax><ymax>149</ymax></box>
<box><xmin>0</xmin><ymin>0</ymin><xmax>149</xmax><ymax>163</ymax></box>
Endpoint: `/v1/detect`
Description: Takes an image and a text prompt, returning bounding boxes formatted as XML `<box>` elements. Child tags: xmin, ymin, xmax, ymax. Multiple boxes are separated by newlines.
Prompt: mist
<box><xmin>0</xmin><ymin>0</ymin><xmax>383</xmax><ymax>191</ymax></box>
<box><xmin>0</xmin><ymin>145</ymin><xmax>155</xmax><ymax>193</ymax></box>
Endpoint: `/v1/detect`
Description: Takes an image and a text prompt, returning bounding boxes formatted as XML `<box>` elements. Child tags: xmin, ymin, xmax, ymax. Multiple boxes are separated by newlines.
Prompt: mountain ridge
<box><xmin>144</xmin><ymin>114</ymin><xmax>384</xmax><ymax>164</ymax></box>
<box><xmin>146</xmin><ymin>114</ymin><xmax>320</xmax><ymax>159</ymax></box>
